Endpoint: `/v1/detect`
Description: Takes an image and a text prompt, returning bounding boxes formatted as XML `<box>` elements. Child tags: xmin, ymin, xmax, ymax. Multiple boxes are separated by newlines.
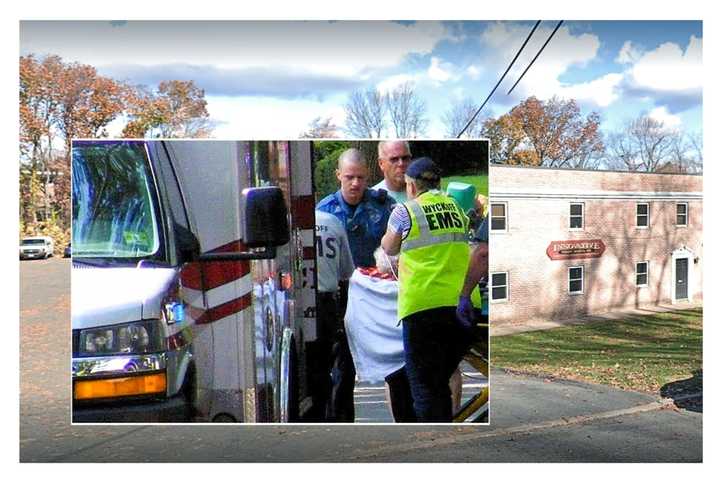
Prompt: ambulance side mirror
<box><xmin>198</xmin><ymin>186</ymin><xmax>290</xmax><ymax>262</ymax></box>
<box><xmin>242</xmin><ymin>186</ymin><xmax>290</xmax><ymax>248</ymax></box>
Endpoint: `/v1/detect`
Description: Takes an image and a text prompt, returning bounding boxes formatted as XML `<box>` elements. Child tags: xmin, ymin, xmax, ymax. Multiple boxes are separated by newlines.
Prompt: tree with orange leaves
<box><xmin>20</xmin><ymin>54</ymin><xmax>127</xmax><ymax>232</ymax></box>
<box><xmin>123</xmin><ymin>80</ymin><xmax>212</xmax><ymax>138</ymax></box>
<box><xmin>482</xmin><ymin>96</ymin><xmax>604</xmax><ymax>168</ymax></box>
<box><xmin>20</xmin><ymin>55</ymin><xmax>126</xmax><ymax>230</ymax></box>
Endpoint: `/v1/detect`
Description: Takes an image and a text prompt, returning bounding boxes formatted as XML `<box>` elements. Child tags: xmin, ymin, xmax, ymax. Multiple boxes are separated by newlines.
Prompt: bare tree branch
<box><xmin>299</xmin><ymin>116</ymin><xmax>339</xmax><ymax>138</ymax></box>
<box><xmin>344</xmin><ymin>88</ymin><xmax>386</xmax><ymax>138</ymax></box>
<box><xmin>386</xmin><ymin>82</ymin><xmax>428</xmax><ymax>138</ymax></box>
<box><xmin>443</xmin><ymin>97</ymin><xmax>483</xmax><ymax>138</ymax></box>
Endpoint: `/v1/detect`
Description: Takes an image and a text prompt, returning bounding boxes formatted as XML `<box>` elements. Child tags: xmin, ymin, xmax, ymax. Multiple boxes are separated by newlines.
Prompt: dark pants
<box><xmin>385</xmin><ymin>367</ymin><xmax>417</xmax><ymax>422</ymax></box>
<box><xmin>310</xmin><ymin>291</ymin><xmax>355</xmax><ymax>422</ymax></box>
<box><xmin>402</xmin><ymin>307</ymin><xmax>470</xmax><ymax>422</ymax></box>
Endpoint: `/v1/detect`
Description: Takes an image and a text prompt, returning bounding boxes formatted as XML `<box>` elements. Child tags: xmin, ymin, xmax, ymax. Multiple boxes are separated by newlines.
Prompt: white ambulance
<box><xmin>71</xmin><ymin>140</ymin><xmax>317</xmax><ymax>423</ymax></box>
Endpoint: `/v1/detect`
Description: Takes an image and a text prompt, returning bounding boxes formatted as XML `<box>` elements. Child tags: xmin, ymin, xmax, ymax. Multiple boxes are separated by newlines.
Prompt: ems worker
<box><xmin>381</xmin><ymin>157</ymin><xmax>471</xmax><ymax>422</ymax></box>
<box><xmin>457</xmin><ymin>217</ymin><xmax>489</xmax><ymax>326</ymax></box>
<box><xmin>317</xmin><ymin>148</ymin><xmax>395</xmax><ymax>421</ymax></box>
<box><xmin>308</xmin><ymin>210</ymin><xmax>355</xmax><ymax>421</ymax></box>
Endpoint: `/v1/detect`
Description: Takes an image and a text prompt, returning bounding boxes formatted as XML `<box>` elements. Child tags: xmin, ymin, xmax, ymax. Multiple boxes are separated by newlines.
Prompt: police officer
<box><xmin>317</xmin><ymin>148</ymin><xmax>396</xmax><ymax>269</ymax></box>
<box><xmin>307</xmin><ymin>210</ymin><xmax>355</xmax><ymax>421</ymax></box>
<box><xmin>381</xmin><ymin>157</ymin><xmax>471</xmax><ymax>422</ymax></box>
<box><xmin>316</xmin><ymin>148</ymin><xmax>395</xmax><ymax>421</ymax></box>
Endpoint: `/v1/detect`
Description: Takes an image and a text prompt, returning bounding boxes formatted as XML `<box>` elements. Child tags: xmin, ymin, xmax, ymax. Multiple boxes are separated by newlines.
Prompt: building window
<box><xmin>636</xmin><ymin>261</ymin><xmax>649</xmax><ymax>287</ymax></box>
<box><xmin>568</xmin><ymin>266</ymin><xmax>584</xmax><ymax>294</ymax></box>
<box><xmin>636</xmin><ymin>203</ymin><xmax>649</xmax><ymax>228</ymax></box>
<box><xmin>490</xmin><ymin>272</ymin><xmax>508</xmax><ymax>301</ymax></box>
<box><xmin>490</xmin><ymin>203</ymin><xmax>507</xmax><ymax>232</ymax></box>
<box><xmin>569</xmin><ymin>203</ymin><xmax>584</xmax><ymax>229</ymax></box>
<box><xmin>676</xmin><ymin>203</ymin><xmax>688</xmax><ymax>226</ymax></box>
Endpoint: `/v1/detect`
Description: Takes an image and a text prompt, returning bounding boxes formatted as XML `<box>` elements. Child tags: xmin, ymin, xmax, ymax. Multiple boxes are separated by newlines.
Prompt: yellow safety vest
<box><xmin>398</xmin><ymin>191</ymin><xmax>471</xmax><ymax>320</ymax></box>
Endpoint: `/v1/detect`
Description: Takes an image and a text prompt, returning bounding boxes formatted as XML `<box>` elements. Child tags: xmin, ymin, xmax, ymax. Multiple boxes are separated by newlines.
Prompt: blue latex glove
<box><xmin>456</xmin><ymin>295</ymin><xmax>475</xmax><ymax>329</ymax></box>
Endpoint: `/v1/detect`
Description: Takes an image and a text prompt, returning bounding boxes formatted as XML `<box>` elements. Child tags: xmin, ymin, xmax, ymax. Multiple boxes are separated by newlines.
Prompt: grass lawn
<box><xmin>491</xmin><ymin>308</ymin><xmax>702</xmax><ymax>393</ymax></box>
<box><xmin>441</xmin><ymin>175</ymin><xmax>488</xmax><ymax>197</ymax></box>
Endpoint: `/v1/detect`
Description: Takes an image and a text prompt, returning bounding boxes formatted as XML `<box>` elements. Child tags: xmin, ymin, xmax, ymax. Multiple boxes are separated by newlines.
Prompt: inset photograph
<box><xmin>70</xmin><ymin>139</ymin><xmax>488</xmax><ymax>424</ymax></box>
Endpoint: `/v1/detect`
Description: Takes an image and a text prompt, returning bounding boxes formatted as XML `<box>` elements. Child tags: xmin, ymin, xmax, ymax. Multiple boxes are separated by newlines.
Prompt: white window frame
<box><xmin>676</xmin><ymin>202</ymin><xmax>688</xmax><ymax>227</ymax></box>
<box><xmin>636</xmin><ymin>261</ymin><xmax>649</xmax><ymax>287</ymax></box>
<box><xmin>490</xmin><ymin>271</ymin><xmax>509</xmax><ymax>302</ymax></box>
<box><xmin>568</xmin><ymin>266</ymin><xmax>584</xmax><ymax>295</ymax></box>
<box><xmin>489</xmin><ymin>202</ymin><xmax>508</xmax><ymax>233</ymax></box>
<box><xmin>569</xmin><ymin>202</ymin><xmax>584</xmax><ymax>230</ymax></box>
<box><xmin>636</xmin><ymin>202</ymin><xmax>650</xmax><ymax>229</ymax></box>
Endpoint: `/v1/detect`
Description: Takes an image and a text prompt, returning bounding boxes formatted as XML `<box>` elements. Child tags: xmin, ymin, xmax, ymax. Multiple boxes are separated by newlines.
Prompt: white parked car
<box><xmin>19</xmin><ymin>236</ymin><xmax>54</xmax><ymax>260</ymax></box>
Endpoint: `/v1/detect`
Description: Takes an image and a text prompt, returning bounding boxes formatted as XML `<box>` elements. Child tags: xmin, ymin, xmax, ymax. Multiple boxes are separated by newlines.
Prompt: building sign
<box><xmin>546</xmin><ymin>239</ymin><xmax>606</xmax><ymax>260</ymax></box>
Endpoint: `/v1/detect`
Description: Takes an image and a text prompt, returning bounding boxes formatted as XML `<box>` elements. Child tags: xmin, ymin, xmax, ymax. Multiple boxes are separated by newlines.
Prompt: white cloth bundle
<box><xmin>344</xmin><ymin>268</ymin><xmax>405</xmax><ymax>383</ymax></box>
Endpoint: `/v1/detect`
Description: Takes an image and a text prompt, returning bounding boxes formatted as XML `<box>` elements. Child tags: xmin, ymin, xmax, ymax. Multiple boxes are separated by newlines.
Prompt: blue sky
<box><xmin>19</xmin><ymin>20</ymin><xmax>702</xmax><ymax>139</ymax></box>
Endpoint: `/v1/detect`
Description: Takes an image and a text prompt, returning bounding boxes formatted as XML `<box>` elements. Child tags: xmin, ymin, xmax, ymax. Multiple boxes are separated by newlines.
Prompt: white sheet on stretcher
<box><xmin>344</xmin><ymin>269</ymin><xmax>405</xmax><ymax>383</ymax></box>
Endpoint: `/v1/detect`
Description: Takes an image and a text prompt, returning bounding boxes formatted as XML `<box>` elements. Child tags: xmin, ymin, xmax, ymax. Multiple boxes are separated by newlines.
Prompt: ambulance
<box><xmin>71</xmin><ymin>140</ymin><xmax>317</xmax><ymax>423</ymax></box>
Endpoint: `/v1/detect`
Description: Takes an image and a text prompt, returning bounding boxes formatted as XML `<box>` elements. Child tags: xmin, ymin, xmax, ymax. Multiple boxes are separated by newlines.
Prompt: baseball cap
<box><xmin>406</xmin><ymin>157</ymin><xmax>441</xmax><ymax>181</ymax></box>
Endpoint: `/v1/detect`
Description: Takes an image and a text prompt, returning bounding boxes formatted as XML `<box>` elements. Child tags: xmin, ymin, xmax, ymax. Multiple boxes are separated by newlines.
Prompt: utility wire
<box><xmin>456</xmin><ymin>20</ymin><xmax>542</xmax><ymax>138</ymax></box>
<box><xmin>506</xmin><ymin>20</ymin><xmax>564</xmax><ymax>95</ymax></box>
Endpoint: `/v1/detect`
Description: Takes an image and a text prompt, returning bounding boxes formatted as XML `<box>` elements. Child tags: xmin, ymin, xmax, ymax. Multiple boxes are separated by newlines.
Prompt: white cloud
<box><xmin>561</xmin><ymin>73</ymin><xmax>624</xmax><ymax>107</ymax></box>
<box><xmin>483</xmin><ymin>22</ymin><xmax>599</xmax><ymax>67</ymax></box>
<box><xmin>482</xmin><ymin>23</ymin><xmax>602</xmax><ymax>103</ymax></box>
<box><xmin>21</xmin><ymin>20</ymin><xmax>454</xmax><ymax>80</ymax></box>
<box><xmin>466</xmin><ymin>64</ymin><xmax>482</xmax><ymax>79</ymax></box>
<box><xmin>451</xmin><ymin>87</ymin><xmax>466</xmax><ymax>100</ymax></box>
<box><xmin>206</xmin><ymin>95</ymin><xmax>346</xmax><ymax>138</ymax></box>
<box><xmin>479</xmin><ymin>24</ymin><xmax>701</xmax><ymax>115</ymax></box>
<box><xmin>627</xmin><ymin>35</ymin><xmax>702</xmax><ymax>92</ymax></box>
<box><xmin>648</xmin><ymin>106</ymin><xmax>682</xmax><ymax>129</ymax></box>
<box><xmin>427</xmin><ymin>56</ymin><xmax>453</xmax><ymax>83</ymax></box>
<box><xmin>616</xmin><ymin>41</ymin><xmax>643</xmax><ymax>64</ymax></box>
<box><xmin>376</xmin><ymin>74</ymin><xmax>418</xmax><ymax>94</ymax></box>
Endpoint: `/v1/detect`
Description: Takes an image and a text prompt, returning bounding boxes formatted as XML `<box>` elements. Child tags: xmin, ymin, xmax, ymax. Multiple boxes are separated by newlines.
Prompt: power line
<box><xmin>506</xmin><ymin>20</ymin><xmax>564</xmax><ymax>95</ymax></box>
<box><xmin>456</xmin><ymin>20</ymin><xmax>542</xmax><ymax>138</ymax></box>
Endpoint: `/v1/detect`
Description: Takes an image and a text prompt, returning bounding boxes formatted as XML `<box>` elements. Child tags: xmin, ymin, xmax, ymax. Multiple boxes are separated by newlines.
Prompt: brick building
<box><xmin>488</xmin><ymin>165</ymin><xmax>703</xmax><ymax>325</ymax></box>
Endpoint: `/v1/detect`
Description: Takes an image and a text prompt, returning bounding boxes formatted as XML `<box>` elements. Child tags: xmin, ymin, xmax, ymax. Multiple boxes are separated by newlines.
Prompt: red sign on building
<box><xmin>546</xmin><ymin>239</ymin><xmax>606</xmax><ymax>260</ymax></box>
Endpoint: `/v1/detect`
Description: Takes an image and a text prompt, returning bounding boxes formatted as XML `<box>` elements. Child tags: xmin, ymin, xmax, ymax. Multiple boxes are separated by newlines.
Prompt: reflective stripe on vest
<box><xmin>401</xmin><ymin>197</ymin><xmax>468</xmax><ymax>252</ymax></box>
<box><xmin>398</xmin><ymin>191</ymin><xmax>470</xmax><ymax>320</ymax></box>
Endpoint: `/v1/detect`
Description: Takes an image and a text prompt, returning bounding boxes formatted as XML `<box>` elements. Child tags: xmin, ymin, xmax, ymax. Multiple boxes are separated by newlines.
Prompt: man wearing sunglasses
<box><xmin>373</xmin><ymin>141</ymin><xmax>412</xmax><ymax>204</ymax></box>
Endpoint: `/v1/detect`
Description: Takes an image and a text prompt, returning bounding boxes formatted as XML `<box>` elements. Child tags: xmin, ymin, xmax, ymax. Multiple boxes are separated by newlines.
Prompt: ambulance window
<box><xmin>72</xmin><ymin>142</ymin><xmax>162</xmax><ymax>260</ymax></box>
<box><xmin>150</xmin><ymin>142</ymin><xmax>193</xmax><ymax>266</ymax></box>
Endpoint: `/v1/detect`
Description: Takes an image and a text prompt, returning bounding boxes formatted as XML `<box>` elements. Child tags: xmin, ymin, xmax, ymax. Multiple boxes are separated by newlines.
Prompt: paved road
<box><xmin>19</xmin><ymin>258</ymin><xmax>701</xmax><ymax>462</ymax></box>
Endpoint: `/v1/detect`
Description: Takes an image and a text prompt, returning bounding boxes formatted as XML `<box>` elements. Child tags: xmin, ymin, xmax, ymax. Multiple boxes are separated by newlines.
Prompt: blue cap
<box><xmin>406</xmin><ymin>157</ymin><xmax>441</xmax><ymax>181</ymax></box>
